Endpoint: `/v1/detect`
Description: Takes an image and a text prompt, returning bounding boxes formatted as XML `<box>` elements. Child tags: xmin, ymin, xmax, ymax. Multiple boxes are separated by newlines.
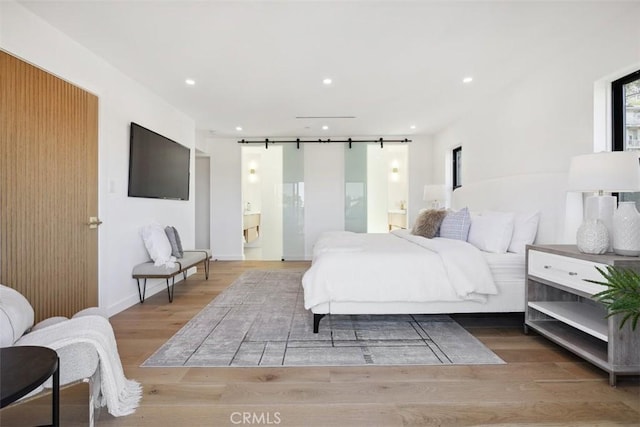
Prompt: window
<box><xmin>612</xmin><ymin>69</ymin><xmax>640</xmax><ymax>151</ymax></box>
<box><xmin>612</xmin><ymin>69</ymin><xmax>640</xmax><ymax>208</ymax></box>
<box><xmin>452</xmin><ymin>146</ymin><xmax>462</xmax><ymax>189</ymax></box>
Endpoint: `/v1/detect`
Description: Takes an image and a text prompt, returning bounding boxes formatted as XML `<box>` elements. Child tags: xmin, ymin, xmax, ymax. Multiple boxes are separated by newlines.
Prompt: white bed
<box><xmin>302</xmin><ymin>230</ymin><xmax>525</xmax><ymax>332</ymax></box>
<box><xmin>301</xmin><ymin>173</ymin><xmax>571</xmax><ymax>332</ymax></box>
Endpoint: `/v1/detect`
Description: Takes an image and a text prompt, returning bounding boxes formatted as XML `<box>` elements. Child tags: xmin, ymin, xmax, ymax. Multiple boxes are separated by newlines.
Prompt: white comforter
<box><xmin>302</xmin><ymin>229</ymin><xmax>498</xmax><ymax>310</ymax></box>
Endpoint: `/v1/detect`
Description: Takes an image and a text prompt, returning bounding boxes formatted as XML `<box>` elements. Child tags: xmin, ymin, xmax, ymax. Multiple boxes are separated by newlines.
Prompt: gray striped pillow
<box><xmin>439</xmin><ymin>207</ymin><xmax>471</xmax><ymax>241</ymax></box>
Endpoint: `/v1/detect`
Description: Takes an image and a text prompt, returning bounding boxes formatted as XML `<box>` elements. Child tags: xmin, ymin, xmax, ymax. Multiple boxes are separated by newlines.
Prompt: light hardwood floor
<box><xmin>2</xmin><ymin>261</ymin><xmax>639</xmax><ymax>426</ymax></box>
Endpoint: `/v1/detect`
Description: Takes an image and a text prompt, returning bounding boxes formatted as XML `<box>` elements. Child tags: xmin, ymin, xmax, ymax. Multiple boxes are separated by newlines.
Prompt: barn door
<box><xmin>0</xmin><ymin>51</ymin><xmax>99</xmax><ymax>322</ymax></box>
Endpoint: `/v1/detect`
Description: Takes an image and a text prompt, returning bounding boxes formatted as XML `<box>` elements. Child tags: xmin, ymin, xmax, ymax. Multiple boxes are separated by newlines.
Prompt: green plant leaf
<box><xmin>585</xmin><ymin>266</ymin><xmax>640</xmax><ymax>330</ymax></box>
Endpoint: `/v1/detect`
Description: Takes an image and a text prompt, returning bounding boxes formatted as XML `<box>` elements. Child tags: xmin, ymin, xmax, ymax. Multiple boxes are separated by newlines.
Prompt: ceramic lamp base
<box><xmin>585</xmin><ymin>194</ymin><xmax>615</xmax><ymax>252</ymax></box>
<box><xmin>612</xmin><ymin>201</ymin><xmax>640</xmax><ymax>257</ymax></box>
<box><xmin>576</xmin><ymin>219</ymin><xmax>609</xmax><ymax>255</ymax></box>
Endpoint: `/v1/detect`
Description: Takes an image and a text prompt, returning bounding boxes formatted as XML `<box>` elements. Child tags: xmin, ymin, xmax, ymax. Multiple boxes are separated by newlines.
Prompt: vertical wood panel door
<box><xmin>0</xmin><ymin>51</ymin><xmax>99</xmax><ymax>322</ymax></box>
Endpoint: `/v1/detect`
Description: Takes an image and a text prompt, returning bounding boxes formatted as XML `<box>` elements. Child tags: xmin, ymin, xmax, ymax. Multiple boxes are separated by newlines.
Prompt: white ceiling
<box><xmin>17</xmin><ymin>1</ymin><xmax>633</xmax><ymax>138</ymax></box>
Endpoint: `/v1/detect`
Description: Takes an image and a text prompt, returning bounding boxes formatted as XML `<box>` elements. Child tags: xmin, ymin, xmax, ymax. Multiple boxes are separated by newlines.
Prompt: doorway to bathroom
<box><xmin>345</xmin><ymin>143</ymin><xmax>409</xmax><ymax>233</ymax></box>
<box><xmin>241</xmin><ymin>145</ymin><xmax>305</xmax><ymax>260</ymax></box>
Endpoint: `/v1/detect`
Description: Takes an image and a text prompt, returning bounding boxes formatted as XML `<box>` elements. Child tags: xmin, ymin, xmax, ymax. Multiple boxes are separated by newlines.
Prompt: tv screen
<box><xmin>128</xmin><ymin>122</ymin><xmax>190</xmax><ymax>200</ymax></box>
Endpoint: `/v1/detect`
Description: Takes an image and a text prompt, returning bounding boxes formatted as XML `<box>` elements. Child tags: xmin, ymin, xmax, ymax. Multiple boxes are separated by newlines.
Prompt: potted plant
<box><xmin>586</xmin><ymin>266</ymin><xmax>640</xmax><ymax>331</ymax></box>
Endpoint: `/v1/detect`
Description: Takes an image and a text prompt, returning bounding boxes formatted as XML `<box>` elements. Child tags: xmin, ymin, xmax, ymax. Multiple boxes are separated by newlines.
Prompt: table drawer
<box><xmin>528</xmin><ymin>250</ymin><xmax>609</xmax><ymax>295</ymax></box>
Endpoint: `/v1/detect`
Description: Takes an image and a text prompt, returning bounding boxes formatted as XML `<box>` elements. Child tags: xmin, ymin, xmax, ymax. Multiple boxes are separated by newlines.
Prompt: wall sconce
<box><xmin>248</xmin><ymin>167</ymin><xmax>258</xmax><ymax>183</ymax></box>
<box><xmin>390</xmin><ymin>164</ymin><xmax>399</xmax><ymax>182</ymax></box>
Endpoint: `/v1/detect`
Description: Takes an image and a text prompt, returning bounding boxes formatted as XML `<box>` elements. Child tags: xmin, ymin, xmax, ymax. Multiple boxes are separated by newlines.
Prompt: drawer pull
<box><xmin>568</xmin><ymin>272</ymin><xmax>578</xmax><ymax>276</ymax></box>
<box><xmin>544</xmin><ymin>265</ymin><xmax>552</xmax><ymax>269</ymax></box>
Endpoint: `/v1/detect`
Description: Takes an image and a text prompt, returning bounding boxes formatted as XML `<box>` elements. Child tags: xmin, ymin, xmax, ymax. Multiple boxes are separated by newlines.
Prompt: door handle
<box><xmin>87</xmin><ymin>217</ymin><xmax>103</xmax><ymax>229</ymax></box>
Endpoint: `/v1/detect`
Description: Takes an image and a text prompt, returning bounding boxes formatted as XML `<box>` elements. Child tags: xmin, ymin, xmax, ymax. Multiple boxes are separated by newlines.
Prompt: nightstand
<box><xmin>525</xmin><ymin>244</ymin><xmax>640</xmax><ymax>386</ymax></box>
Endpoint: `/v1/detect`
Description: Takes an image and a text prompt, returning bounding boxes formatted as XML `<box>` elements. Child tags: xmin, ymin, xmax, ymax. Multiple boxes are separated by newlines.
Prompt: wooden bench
<box><xmin>132</xmin><ymin>250</ymin><xmax>211</xmax><ymax>303</ymax></box>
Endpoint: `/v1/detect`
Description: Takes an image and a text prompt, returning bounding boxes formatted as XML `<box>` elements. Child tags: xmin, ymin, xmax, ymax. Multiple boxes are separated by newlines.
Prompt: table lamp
<box><xmin>568</xmin><ymin>151</ymin><xmax>640</xmax><ymax>253</ymax></box>
<box><xmin>423</xmin><ymin>184</ymin><xmax>447</xmax><ymax>209</ymax></box>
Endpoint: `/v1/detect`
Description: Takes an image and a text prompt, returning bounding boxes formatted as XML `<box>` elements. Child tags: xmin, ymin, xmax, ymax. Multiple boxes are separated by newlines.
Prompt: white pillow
<box><xmin>508</xmin><ymin>211</ymin><xmax>540</xmax><ymax>254</ymax></box>
<box><xmin>467</xmin><ymin>211</ymin><xmax>516</xmax><ymax>253</ymax></box>
<box><xmin>0</xmin><ymin>284</ymin><xmax>35</xmax><ymax>346</ymax></box>
<box><xmin>140</xmin><ymin>223</ymin><xmax>176</xmax><ymax>267</ymax></box>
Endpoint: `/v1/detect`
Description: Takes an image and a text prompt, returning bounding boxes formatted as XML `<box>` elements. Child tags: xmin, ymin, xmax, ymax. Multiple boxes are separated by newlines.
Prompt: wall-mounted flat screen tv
<box><xmin>128</xmin><ymin>122</ymin><xmax>190</xmax><ymax>200</ymax></box>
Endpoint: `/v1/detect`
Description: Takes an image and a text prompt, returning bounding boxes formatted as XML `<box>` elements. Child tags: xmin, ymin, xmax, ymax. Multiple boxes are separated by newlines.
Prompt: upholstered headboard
<box><xmin>451</xmin><ymin>172</ymin><xmax>580</xmax><ymax>245</ymax></box>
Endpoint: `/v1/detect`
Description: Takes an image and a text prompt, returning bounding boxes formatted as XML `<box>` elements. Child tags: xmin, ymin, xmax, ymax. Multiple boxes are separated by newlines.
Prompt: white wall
<box><xmin>407</xmin><ymin>136</ymin><xmax>434</xmax><ymax>226</ymax></box>
<box><xmin>195</xmin><ymin>156</ymin><xmax>211</xmax><ymax>249</ymax></box>
<box><xmin>431</xmin><ymin>13</ymin><xmax>640</xmax><ymax>243</ymax></box>
<box><xmin>304</xmin><ymin>143</ymin><xmax>346</xmax><ymax>257</ymax></box>
<box><xmin>1</xmin><ymin>1</ymin><xmax>196</xmax><ymax>315</ymax></box>
<box><xmin>206</xmin><ymin>138</ymin><xmax>243</xmax><ymax>260</ymax></box>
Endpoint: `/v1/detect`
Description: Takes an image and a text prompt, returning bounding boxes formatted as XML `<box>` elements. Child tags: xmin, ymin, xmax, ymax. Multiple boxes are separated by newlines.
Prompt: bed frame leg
<box><xmin>313</xmin><ymin>314</ymin><xmax>326</xmax><ymax>334</ymax></box>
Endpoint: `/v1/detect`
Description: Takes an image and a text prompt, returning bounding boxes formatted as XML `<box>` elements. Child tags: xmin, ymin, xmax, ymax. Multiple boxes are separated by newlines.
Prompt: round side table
<box><xmin>1</xmin><ymin>345</ymin><xmax>59</xmax><ymax>427</ymax></box>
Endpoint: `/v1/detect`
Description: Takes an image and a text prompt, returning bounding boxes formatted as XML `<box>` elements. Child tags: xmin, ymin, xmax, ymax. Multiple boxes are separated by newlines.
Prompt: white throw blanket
<box><xmin>312</xmin><ymin>231</ymin><xmax>365</xmax><ymax>257</ymax></box>
<box><xmin>395</xmin><ymin>230</ymin><xmax>498</xmax><ymax>297</ymax></box>
<box><xmin>302</xmin><ymin>230</ymin><xmax>497</xmax><ymax>310</ymax></box>
<box><xmin>15</xmin><ymin>315</ymin><xmax>142</xmax><ymax>417</ymax></box>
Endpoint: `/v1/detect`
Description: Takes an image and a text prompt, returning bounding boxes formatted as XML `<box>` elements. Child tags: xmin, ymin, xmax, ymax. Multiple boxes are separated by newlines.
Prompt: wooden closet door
<box><xmin>0</xmin><ymin>51</ymin><xmax>99</xmax><ymax>322</ymax></box>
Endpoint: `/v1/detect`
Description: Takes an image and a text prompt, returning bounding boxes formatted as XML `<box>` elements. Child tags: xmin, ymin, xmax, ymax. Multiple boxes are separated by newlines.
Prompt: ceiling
<box><xmin>17</xmin><ymin>1</ymin><xmax>632</xmax><ymax>138</ymax></box>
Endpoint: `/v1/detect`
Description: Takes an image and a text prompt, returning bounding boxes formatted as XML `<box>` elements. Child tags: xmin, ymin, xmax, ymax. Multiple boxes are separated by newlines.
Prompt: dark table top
<box><xmin>0</xmin><ymin>346</ymin><xmax>58</xmax><ymax>408</ymax></box>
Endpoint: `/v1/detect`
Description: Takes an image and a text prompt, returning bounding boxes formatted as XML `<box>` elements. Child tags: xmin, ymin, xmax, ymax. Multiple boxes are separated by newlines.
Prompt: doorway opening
<box><xmin>345</xmin><ymin>143</ymin><xmax>409</xmax><ymax>233</ymax></box>
<box><xmin>241</xmin><ymin>146</ymin><xmax>282</xmax><ymax>260</ymax></box>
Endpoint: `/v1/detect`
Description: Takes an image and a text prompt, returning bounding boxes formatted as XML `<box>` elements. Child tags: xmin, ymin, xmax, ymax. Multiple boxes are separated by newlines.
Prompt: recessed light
<box><xmin>185</xmin><ymin>78</ymin><xmax>196</xmax><ymax>86</ymax></box>
<box><xmin>236</xmin><ymin>126</ymin><xmax>243</xmax><ymax>131</ymax></box>
<box><xmin>410</xmin><ymin>125</ymin><xmax>416</xmax><ymax>130</ymax></box>
<box><xmin>322</xmin><ymin>125</ymin><xmax>329</xmax><ymax>130</ymax></box>
<box><xmin>322</xmin><ymin>78</ymin><xmax>332</xmax><ymax>85</ymax></box>
<box><xmin>462</xmin><ymin>77</ymin><xmax>473</xmax><ymax>84</ymax></box>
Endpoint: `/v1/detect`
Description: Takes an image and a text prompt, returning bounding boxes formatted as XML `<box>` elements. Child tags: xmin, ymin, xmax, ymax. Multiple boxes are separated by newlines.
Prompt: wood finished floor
<box><xmin>1</xmin><ymin>261</ymin><xmax>639</xmax><ymax>426</ymax></box>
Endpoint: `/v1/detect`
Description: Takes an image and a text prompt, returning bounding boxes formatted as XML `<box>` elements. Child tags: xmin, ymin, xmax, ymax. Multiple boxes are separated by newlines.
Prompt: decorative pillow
<box><xmin>140</xmin><ymin>223</ymin><xmax>175</xmax><ymax>267</ymax></box>
<box><xmin>439</xmin><ymin>207</ymin><xmax>472</xmax><ymax>241</ymax></box>
<box><xmin>0</xmin><ymin>284</ymin><xmax>35</xmax><ymax>346</ymax></box>
<box><xmin>467</xmin><ymin>211</ymin><xmax>516</xmax><ymax>253</ymax></box>
<box><xmin>165</xmin><ymin>226</ymin><xmax>184</xmax><ymax>258</ymax></box>
<box><xmin>411</xmin><ymin>209</ymin><xmax>448</xmax><ymax>238</ymax></box>
<box><xmin>508</xmin><ymin>211</ymin><xmax>540</xmax><ymax>254</ymax></box>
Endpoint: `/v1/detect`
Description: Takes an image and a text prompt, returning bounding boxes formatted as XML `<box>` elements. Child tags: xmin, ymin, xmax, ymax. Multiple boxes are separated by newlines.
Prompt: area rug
<box><xmin>142</xmin><ymin>270</ymin><xmax>505</xmax><ymax>367</ymax></box>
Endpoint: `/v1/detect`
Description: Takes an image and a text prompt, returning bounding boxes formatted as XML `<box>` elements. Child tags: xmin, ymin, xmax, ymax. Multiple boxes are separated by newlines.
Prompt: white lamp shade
<box><xmin>568</xmin><ymin>151</ymin><xmax>640</xmax><ymax>193</ymax></box>
<box><xmin>423</xmin><ymin>184</ymin><xmax>446</xmax><ymax>202</ymax></box>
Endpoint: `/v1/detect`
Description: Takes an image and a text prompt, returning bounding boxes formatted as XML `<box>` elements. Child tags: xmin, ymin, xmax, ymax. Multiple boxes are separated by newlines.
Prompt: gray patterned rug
<box><xmin>142</xmin><ymin>269</ymin><xmax>505</xmax><ymax>367</ymax></box>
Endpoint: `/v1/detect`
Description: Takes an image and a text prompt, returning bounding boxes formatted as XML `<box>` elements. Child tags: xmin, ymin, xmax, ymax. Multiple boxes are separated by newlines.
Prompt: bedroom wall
<box><xmin>1</xmin><ymin>1</ymin><xmax>196</xmax><ymax>316</ymax></box>
<box><xmin>432</xmin><ymin>7</ymin><xmax>640</xmax><ymax>244</ymax></box>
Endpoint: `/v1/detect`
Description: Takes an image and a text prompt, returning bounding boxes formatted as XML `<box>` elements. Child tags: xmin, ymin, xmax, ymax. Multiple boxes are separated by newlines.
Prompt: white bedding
<box><xmin>302</xmin><ymin>229</ymin><xmax>501</xmax><ymax>311</ymax></box>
